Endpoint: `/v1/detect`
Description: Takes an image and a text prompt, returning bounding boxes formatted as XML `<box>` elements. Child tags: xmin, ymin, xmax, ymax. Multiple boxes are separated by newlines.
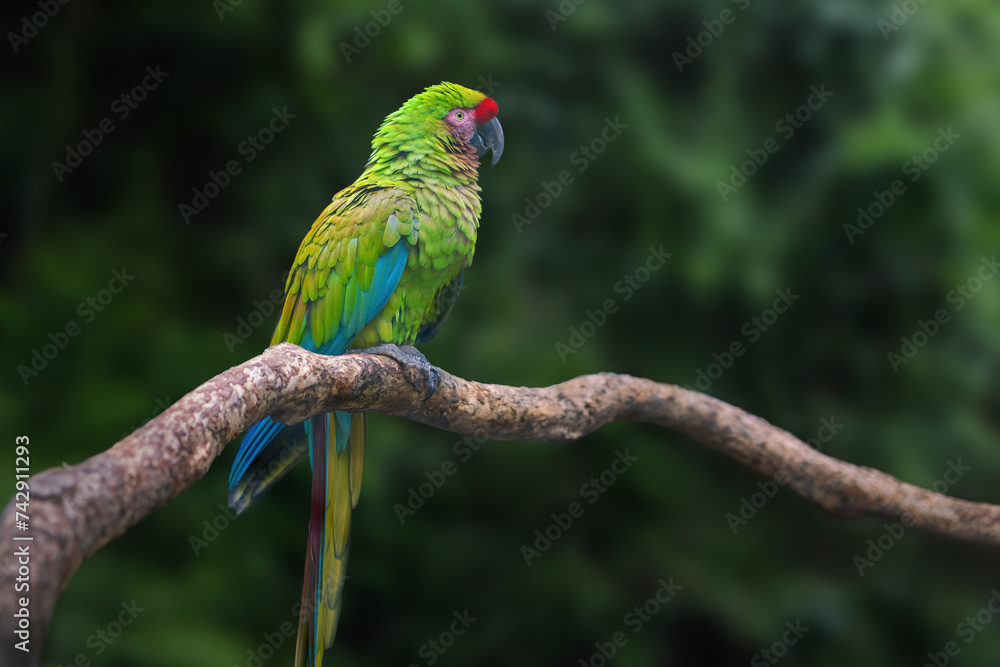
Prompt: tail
<box><xmin>228</xmin><ymin>417</ymin><xmax>307</xmax><ymax>514</ymax></box>
<box><xmin>295</xmin><ymin>411</ymin><xmax>366</xmax><ymax>667</ymax></box>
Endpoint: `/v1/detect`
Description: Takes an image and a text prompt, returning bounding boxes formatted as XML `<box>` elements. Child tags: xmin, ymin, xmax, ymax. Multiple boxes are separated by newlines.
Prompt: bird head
<box><xmin>371</xmin><ymin>82</ymin><xmax>505</xmax><ymax>171</ymax></box>
<box><xmin>438</xmin><ymin>89</ymin><xmax>504</xmax><ymax>168</ymax></box>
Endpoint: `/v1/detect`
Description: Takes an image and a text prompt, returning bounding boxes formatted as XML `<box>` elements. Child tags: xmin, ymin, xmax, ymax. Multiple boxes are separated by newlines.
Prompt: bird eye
<box><xmin>455</xmin><ymin>111</ymin><xmax>465</xmax><ymax>120</ymax></box>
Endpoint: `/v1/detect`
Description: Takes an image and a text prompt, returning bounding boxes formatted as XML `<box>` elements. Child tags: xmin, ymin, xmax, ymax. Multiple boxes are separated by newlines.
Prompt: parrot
<box><xmin>225</xmin><ymin>82</ymin><xmax>503</xmax><ymax>666</ymax></box>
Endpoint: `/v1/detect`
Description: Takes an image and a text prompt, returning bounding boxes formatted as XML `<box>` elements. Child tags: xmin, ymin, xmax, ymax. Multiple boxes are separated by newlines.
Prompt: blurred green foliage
<box><xmin>3</xmin><ymin>0</ymin><xmax>1000</xmax><ymax>665</ymax></box>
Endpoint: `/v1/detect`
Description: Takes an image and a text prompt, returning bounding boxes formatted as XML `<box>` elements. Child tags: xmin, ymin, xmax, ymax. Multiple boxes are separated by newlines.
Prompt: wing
<box><xmin>228</xmin><ymin>187</ymin><xmax>418</xmax><ymax>513</ymax></box>
<box><xmin>272</xmin><ymin>186</ymin><xmax>420</xmax><ymax>355</ymax></box>
<box><xmin>416</xmin><ymin>269</ymin><xmax>464</xmax><ymax>343</ymax></box>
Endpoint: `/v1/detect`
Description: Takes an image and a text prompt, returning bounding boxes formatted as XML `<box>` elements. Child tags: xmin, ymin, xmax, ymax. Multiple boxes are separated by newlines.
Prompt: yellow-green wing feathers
<box><xmin>272</xmin><ymin>187</ymin><xmax>417</xmax><ymax>353</ymax></box>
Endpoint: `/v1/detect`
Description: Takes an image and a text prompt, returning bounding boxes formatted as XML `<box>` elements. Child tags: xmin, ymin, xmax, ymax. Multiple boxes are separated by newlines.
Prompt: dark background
<box><xmin>3</xmin><ymin>0</ymin><xmax>1000</xmax><ymax>665</ymax></box>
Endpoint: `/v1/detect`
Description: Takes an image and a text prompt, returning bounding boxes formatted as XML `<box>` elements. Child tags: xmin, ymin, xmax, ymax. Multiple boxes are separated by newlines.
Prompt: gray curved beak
<box><xmin>471</xmin><ymin>116</ymin><xmax>504</xmax><ymax>168</ymax></box>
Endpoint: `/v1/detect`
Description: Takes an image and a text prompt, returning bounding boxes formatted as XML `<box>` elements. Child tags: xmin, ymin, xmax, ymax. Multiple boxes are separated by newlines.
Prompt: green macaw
<box><xmin>226</xmin><ymin>82</ymin><xmax>503</xmax><ymax>666</ymax></box>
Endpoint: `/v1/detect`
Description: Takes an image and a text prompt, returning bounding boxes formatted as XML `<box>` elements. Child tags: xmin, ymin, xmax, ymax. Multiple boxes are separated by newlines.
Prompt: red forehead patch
<box><xmin>472</xmin><ymin>97</ymin><xmax>498</xmax><ymax>122</ymax></box>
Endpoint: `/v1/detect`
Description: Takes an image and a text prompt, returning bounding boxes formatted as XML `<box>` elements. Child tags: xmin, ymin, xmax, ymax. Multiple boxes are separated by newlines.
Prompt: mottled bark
<box><xmin>2</xmin><ymin>342</ymin><xmax>999</xmax><ymax>664</ymax></box>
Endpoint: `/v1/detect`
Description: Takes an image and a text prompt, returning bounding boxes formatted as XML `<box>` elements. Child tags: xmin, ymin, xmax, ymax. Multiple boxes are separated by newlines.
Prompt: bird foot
<box><xmin>354</xmin><ymin>344</ymin><xmax>441</xmax><ymax>400</ymax></box>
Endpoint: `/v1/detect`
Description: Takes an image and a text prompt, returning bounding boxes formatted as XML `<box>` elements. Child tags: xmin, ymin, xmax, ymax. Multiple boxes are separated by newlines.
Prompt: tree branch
<box><xmin>3</xmin><ymin>342</ymin><xmax>999</xmax><ymax>664</ymax></box>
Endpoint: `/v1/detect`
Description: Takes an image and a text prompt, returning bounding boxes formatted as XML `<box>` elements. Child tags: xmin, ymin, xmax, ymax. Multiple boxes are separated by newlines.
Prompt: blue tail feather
<box><xmin>228</xmin><ymin>417</ymin><xmax>307</xmax><ymax>514</ymax></box>
<box><xmin>229</xmin><ymin>417</ymin><xmax>285</xmax><ymax>489</ymax></box>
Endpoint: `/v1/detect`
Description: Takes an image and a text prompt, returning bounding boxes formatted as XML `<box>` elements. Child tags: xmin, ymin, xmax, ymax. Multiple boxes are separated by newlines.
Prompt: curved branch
<box><xmin>2</xmin><ymin>342</ymin><xmax>999</xmax><ymax>664</ymax></box>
